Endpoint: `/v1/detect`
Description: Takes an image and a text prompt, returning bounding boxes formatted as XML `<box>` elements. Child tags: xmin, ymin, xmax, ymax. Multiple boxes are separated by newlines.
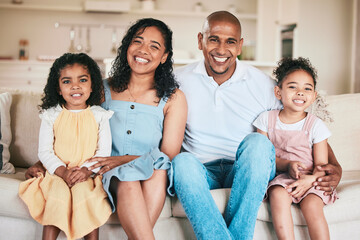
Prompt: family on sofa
<box><xmin>11</xmin><ymin>11</ymin><xmax>342</xmax><ymax>240</ymax></box>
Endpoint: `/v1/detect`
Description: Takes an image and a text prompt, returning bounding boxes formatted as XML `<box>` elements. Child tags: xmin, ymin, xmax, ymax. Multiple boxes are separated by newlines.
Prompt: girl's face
<box><xmin>275</xmin><ymin>70</ymin><xmax>317</xmax><ymax>113</ymax></box>
<box><xmin>58</xmin><ymin>63</ymin><xmax>92</xmax><ymax>110</ymax></box>
<box><xmin>127</xmin><ymin>26</ymin><xmax>169</xmax><ymax>76</ymax></box>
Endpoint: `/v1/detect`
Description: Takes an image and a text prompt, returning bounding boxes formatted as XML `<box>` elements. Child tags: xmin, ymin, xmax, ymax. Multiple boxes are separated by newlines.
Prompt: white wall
<box><xmin>0</xmin><ymin>0</ymin><xmax>356</xmax><ymax>94</ymax></box>
<box><xmin>0</xmin><ymin>0</ymin><xmax>256</xmax><ymax>61</ymax></box>
<box><xmin>297</xmin><ymin>0</ymin><xmax>353</xmax><ymax>94</ymax></box>
<box><xmin>257</xmin><ymin>0</ymin><xmax>354</xmax><ymax>95</ymax></box>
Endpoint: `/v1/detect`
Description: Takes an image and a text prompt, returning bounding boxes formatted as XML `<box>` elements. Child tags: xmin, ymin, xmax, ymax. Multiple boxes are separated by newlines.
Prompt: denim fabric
<box><xmin>173</xmin><ymin>133</ymin><xmax>276</xmax><ymax>240</ymax></box>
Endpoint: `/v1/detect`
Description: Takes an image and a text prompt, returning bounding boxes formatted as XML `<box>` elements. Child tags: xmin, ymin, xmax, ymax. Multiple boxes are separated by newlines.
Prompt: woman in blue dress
<box><xmin>86</xmin><ymin>18</ymin><xmax>187</xmax><ymax>239</ymax></box>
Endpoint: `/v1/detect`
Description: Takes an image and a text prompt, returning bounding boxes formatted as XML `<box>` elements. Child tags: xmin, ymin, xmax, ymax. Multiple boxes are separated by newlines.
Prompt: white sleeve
<box><xmin>253</xmin><ymin>111</ymin><xmax>270</xmax><ymax>133</ymax></box>
<box><xmin>80</xmin><ymin>107</ymin><xmax>113</xmax><ymax>173</ymax></box>
<box><xmin>38</xmin><ymin>115</ymin><xmax>66</xmax><ymax>175</ymax></box>
<box><xmin>311</xmin><ymin>118</ymin><xmax>331</xmax><ymax>144</ymax></box>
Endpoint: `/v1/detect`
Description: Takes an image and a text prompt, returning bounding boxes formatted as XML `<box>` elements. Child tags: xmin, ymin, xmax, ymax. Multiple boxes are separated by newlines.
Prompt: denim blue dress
<box><xmin>101</xmin><ymin>80</ymin><xmax>174</xmax><ymax>211</ymax></box>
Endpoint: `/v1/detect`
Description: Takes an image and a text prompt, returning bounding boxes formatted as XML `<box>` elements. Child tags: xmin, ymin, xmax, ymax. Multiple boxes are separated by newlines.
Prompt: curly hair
<box><xmin>273</xmin><ymin>57</ymin><xmax>318</xmax><ymax>88</ymax></box>
<box><xmin>108</xmin><ymin>18</ymin><xmax>178</xmax><ymax>100</ymax></box>
<box><xmin>40</xmin><ymin>53</ymin><xmax>103</xmax><ymax>110</ymax></box>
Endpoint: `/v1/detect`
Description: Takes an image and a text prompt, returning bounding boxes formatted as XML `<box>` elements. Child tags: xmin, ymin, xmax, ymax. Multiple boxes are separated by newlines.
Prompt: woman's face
<box><xmin>127</xmin><ymin>26</ymin><xmax>169</xmax><ymax>76</ymax></box>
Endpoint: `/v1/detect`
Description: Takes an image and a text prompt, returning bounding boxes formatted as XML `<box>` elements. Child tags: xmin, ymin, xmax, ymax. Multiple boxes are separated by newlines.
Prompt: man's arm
<box><xmin>313</xmin><ymin>143</ymin><xmax>342</xmax><ymax>195</ymax></box>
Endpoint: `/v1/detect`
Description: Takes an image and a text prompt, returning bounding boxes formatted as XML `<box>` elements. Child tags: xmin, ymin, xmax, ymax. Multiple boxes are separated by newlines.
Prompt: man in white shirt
<box><xmin>172</xmin><ymin>10</ymin><xmax>342</xmax><ymax>239</ymax></box>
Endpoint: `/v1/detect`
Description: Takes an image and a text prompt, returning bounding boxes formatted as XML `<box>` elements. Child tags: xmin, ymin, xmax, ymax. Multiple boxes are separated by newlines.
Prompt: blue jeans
<box><xmin>172</xmin><ymin>133</ymin><xmax>276</xmax><ymax>240</ymax></box>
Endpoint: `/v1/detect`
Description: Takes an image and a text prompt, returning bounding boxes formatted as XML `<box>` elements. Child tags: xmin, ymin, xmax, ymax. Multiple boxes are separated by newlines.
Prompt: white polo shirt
<box><xmin>175</xmin><ymin>59</ymin><xmax>281</xmax><ymax>163</ymax></box>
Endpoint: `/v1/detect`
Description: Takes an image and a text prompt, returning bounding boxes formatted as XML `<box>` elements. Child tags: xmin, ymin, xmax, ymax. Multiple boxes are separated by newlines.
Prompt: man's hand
<box><xmin>313</xmin><ymin>163</ymin><xmax>342</xmax><ymax>195</ymax></box>
<box><xmin>25</xmin><ymin>161</ymin><xmax>46</xmax><ymax>179</ymax></box>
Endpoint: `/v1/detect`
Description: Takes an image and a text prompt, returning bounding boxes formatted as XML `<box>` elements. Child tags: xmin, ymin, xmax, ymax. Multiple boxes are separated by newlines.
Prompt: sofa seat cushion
<box><xmin>0</xmin><ymin>168</ymin><xmax>31</xmax><ymax>219</ymax></box>
<box><xmin>171</xmin><ymin>171</ymin><xmax>360</xmax><ymax>226</ymax></box>
<box><xmin>0</xmin><ymin>168</ymin><xmax>172</xmax><ymax>224</ymax></box>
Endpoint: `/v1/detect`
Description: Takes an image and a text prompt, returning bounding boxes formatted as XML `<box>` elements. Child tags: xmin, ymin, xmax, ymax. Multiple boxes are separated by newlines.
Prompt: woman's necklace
<box><xmin>127</xmin><ymin>88</ymin><xmax>137</xmax><ymax>102</ymax></box>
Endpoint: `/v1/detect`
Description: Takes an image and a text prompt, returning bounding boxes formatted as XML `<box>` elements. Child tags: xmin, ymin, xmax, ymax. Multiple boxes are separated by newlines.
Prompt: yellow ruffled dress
<box><xmin>19</xmin><ymin>107</ymin><xmax>112</xmax><ymax>240</ymax></box>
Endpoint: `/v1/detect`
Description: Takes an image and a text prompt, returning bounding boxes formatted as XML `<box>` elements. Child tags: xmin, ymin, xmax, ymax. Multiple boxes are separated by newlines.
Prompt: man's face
<box><xmin>198</xmin><ymin>20</ymin><xmax>243</xmax><ymax>82</ymax></box>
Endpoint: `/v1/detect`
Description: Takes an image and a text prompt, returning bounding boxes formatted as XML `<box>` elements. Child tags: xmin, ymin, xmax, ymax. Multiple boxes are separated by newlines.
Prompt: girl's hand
<box><xmin>87</xmin><ymin>155</ymin><xmax>139</xmax><ymax>175</ymax></box>
<box><xmin>55</xmin><ymin>166</ymin><xmax>79</xmax><ymax>188</ymax></box>
<box><xmin>69</xmin><ymin>167</ymin><xmax>93</xmax><ymax>186</ymax></box>
<box><xmin>286</xmin><ymin>174</ymin><xmax>316</xmax><ymax>198</ymax></box>
<box><xmin>288</xmin><ymin>161</ymin><xmax>307</xmax><ymax>179</ymax></box>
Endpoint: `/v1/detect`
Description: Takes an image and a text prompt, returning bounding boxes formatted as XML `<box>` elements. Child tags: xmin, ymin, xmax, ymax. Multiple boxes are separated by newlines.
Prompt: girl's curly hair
<box><xmin>273</xmin><ymin>57</ymin><xmax>318</xmax><ymax>88</ymax></box>
<box><xmin>108</xmin><ymin>18</ymin><xmax>178</xmax><ymax>100</ymax></box>
<box><xmin>40</xmin><ymin>53</ymin><xmax>103</xmax><ymax>110</ymax></box>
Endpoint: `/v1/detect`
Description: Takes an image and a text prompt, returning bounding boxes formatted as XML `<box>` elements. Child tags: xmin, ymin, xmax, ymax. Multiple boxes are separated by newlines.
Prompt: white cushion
<box><xmin>171</xmin><ymin>171</ymin><xmax>360</xmax><ymax>226</ymax></box>
<box><xmin>0</xmin><ymin>88</ymin><xmax>42</xmax><ymax>168</ymax></box>
<box><xmin>325</xmin><ymin>94</ymin><xmax>360</xmax><ymax>171</ymax></box>
<box><xmin>0</xmin><ymin>92</ymin><xmax>15</xmax><ymax>173</ymax></box>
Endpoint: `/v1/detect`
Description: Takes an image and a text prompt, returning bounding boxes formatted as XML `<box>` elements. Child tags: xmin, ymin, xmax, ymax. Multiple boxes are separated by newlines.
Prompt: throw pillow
<box><xmin>0</xmin><ymin>92</ymin><xmax>15</xmax><ymax>173</ymax></box>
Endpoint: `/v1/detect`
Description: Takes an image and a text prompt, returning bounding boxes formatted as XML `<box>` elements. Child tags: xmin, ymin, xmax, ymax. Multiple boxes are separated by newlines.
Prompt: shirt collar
<box><xmin>193</xmin><ymin>58</ymin><xmax>247</xmax><ymax>85</ymax></box>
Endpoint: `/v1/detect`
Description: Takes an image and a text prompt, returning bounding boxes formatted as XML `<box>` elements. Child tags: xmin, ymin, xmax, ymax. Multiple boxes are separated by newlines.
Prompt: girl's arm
<box><xmin>313</xmin><ymin>143</ymin><xmax>342</xmax><ymax>195</ymax></box>
<box><xmin>160</xmin><ymin>89</ymin><xmax>188</xmax><ymax>160</ymax></box>
<box><xmin>38</xmin><ymin>117</ymin><xmax>66</xmax><ymax>175</ymax></box>
<box><xmin>256</xmin><ymin>128</ymin><xmax>304</xmax><ymax>178</ymax></box>
<box><xmin>312</xmin><ymin>139</ymin><xmax>328</xmax><ymax>177</ymax></box>
<box><xmin>286</xmin><ymin>139</ymin><xmax>329</xmax><ymax>198</ymax></box>
<box><xmin>81</xmin><ymin>111</ymin><xmax>113</xmax><ymax>173</ymax></box>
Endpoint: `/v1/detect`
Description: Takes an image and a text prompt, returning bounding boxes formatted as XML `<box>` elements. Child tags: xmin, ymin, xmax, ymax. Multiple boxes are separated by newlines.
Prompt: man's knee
<box><xmin>235</xmin><ymin>133</ymin><xmax>275</xmax><ymax>176</ymax></box>
<box><xmin>173</xmin><ymin>152</ymin><xmax>205</xmax><ymax>186</ymax></box>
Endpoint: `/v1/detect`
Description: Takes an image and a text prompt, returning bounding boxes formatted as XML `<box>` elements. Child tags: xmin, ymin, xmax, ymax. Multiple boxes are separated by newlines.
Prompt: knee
<box><xmin>173</xmin><ymin>152</ymin><xmax>199</xmax><ymax>173</ymax></box>
<box><xmin>235</xmin><ymin>133</ymin><xmax>275</xmax><ymax>176</ymax></box>
<box><xmin>240</xmin><ymin>133</ymin><xmax>273</xmax><ymax>152</ymax></box>
<box><xmin>236</xmin><ymin>133</ymin><xmax>274</xmax><ymax>162</ymax></box>
<box><xmin>172</xmin><ymin>152</ymin><xmax>204</xmax><ymax>185</ymax></box>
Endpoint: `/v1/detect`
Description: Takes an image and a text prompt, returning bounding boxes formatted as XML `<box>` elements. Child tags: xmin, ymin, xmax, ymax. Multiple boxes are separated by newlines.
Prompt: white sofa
<box><xmin>0</xmin><ymin>88</ymin><xmax>359</xmax><ymax>240</ymax></box>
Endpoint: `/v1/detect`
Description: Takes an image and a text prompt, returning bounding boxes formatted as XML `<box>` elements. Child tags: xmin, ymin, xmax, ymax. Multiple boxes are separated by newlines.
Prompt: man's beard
<box><xmin>210</xmin><ymin>65</ymin><xmax>229</xmax><ymax>75</ymax></box>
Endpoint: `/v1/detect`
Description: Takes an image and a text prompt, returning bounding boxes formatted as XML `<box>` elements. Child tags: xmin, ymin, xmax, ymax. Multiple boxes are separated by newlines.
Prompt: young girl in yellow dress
<box><xmin>19</xmin><ymin>53</ymin><xmax>113</xmax><ymax>240</ymax></box>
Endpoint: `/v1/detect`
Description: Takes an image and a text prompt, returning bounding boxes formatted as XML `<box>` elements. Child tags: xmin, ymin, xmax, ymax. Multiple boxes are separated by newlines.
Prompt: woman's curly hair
<box><xmin>108</xmin><ymin>18</ymin><xmax>178</xmax><ymax>100</ymax></box>
<box><xmin>273</xmin><ymin>57</ymin><xmax>318</xmax><ymax>88</ymax></box>
<box><xmin>40</xmin><ymin>53</ymin><xmax>103</xmax><ymax>110</ymax></box>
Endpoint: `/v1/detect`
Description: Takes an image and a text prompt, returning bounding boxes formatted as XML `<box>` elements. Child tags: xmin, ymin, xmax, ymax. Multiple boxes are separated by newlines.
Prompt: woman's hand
<box><xmin>288</xmin><ymin>161</ymin><xmax>307</xmax><ymax>179</ymax></box>
<box><xmin>87</xmin><ymin>155</ymin><xmax>139</xmax><ymax>175</ymax></box>
<box><xmin>286</xmin><ymin>174</ymin><xmax>316</xmax><ymax>198</ymax></box>
<box><xmin>25</xmin><ymin>161</ymin><xmax>46</xmax><ymax>179</ymax></box>
<box><xmin>313</xmin><ymin>164</ymin><xmax>342</xmax><ymax>195</ymax></box>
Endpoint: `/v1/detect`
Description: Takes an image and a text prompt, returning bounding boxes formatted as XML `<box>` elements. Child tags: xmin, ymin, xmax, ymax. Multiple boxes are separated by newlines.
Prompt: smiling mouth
<box><xmin>213</xmin><ymin>56</ymin><xmax>228</xmax><ymax>63</ymax></box>
<box><xmin>293</xmin><ymin>100</ymin><xmax>305</xmax><ymax>104</ymax></box>
<box><xmin>71</xmin><ymin>93</ymin><xmax>82</xmax><ymax>97</ymax></box>
<box><xmin>135</xmin><ymin>57</ymin><xmax>149</xmax><ymax>63</ymax></box>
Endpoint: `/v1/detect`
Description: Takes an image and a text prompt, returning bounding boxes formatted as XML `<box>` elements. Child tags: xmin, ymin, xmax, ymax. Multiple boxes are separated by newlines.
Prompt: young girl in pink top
<box><xmin>253</xmin><ymin>57</ymin><xmax>337</xmax><ymax>240</ymax></box>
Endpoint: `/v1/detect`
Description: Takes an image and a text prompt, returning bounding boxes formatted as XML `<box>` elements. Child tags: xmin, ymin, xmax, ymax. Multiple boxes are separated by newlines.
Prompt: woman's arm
<box><xmin>160</xmin><ymin>89</ymin><xmax>188</xmax><ymax>160</ymax></box>
<box><xmin>25</xmin><ymin>161</ymin><xmax>46</xmax><ymax>179</ymax></box>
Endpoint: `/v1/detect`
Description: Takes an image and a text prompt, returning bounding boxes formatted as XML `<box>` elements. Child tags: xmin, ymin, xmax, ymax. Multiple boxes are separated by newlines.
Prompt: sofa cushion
<box><xmin>0</xmin><ymin>168</ymin><xmax>172</xmax><ymax>224</ymax></box>
<box><xmin>171</xmin><ymin>171</ymin><xmax>360</xmax><ymax>226</ymax></box>
<box><xmin>0</xmin><ymin>168</ymin><xmax>31</xmax><ymax>219</ymax></box>
<box><xmin>0</xmin><ymin>92</ymin><xmax>15</xmax><ymax>173</ymax></box>
<box><xmin>0</xmin><ymin>88</ymin><xmax>42</xmax><ymax>168</ymax></box>
<box><xmin>325</xmin><ymin>94</ymin><xmax>360</xmax><ymax>171</ymax></box>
